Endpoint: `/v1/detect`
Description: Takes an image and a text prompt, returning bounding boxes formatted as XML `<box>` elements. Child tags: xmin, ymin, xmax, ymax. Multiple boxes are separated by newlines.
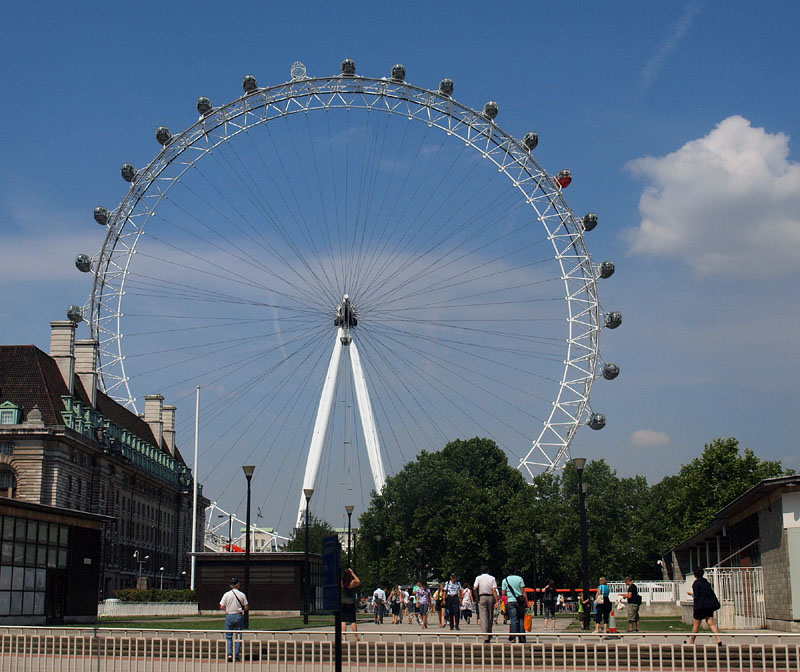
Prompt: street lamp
<box><xmin>303</xmin><ymin>487</ymin><xmax>314</xmax><ymax>625</ymax></box>
<box><xmin>242</xmin><ymin>466</ymin><xmax>255</xmax><ymax>603</ymax></box>
<box><xmin>345</xmin><ymin>505</ymin><xmax>354</xmax><ymax>566</ymax></box>
<box><xmin>181</xmin><ymin>570</ymin><xmax>187</xmax><ymax>589</ymax></box>
<box><xmin>375</xmin><ymin>535</ymin><xmax>382</xmax><ymax>587</ymax></box>
<box><xmin>573</xmin><ymin>457</ymin><xmax>591</xmax><ymax>619</ymax></box>
<box><xmin>159</xmin><ymin>566</ymin><xmax>165</xmax><ymax>590</ymax></box>
<box><xmin>133</xmin><ymin>550</ymin><xmax>150</xmax><ymax>583</ymax></box>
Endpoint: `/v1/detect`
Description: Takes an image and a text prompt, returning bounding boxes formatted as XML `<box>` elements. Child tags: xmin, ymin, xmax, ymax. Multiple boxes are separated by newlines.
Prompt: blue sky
<box><xmin>2</xmin><ymin>1</ymin><xmax>799</xmax><ymax>535</ymax></box>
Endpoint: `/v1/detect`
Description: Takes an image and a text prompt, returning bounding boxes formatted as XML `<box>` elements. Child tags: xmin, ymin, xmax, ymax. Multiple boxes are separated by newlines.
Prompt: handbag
<box><xmin>507</xmin><ymin>580</ymin><xmax>528</xmax><ymax>611</ymax></box>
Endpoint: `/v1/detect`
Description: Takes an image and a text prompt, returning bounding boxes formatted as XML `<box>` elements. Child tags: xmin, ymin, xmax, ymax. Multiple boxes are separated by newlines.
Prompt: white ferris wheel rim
<box><xmin>86</xmin><ymin>65</ymin><xmax>603</xmax><ymax>480</ymax></box>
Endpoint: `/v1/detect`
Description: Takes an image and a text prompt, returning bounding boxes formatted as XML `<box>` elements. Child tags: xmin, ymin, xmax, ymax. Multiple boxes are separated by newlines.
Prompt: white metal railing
<box><xmin>706</xmin><ymin>567</ymin><xmax>766</xmax><ymax>630</ymax></box>
<box><xmin>1</xmin><ymin>628</ymin><xmax>798</xmax><ymax>671</ymax></box>
<box><xmin>607</xmin><ymin>581</ymin><xmax>680</xmax><ymax>604</ymax></box>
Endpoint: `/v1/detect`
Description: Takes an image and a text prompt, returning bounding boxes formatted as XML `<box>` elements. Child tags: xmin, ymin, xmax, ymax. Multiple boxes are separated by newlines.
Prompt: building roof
<box><xmin>670</xmin><ymin>474</ymin><xmax>800</xmax><ymax>553</ymax></box>
<box><xmin>0</xmin><ymin>344</ymin><xmax>184</xmax><ymax>464</ymax></box>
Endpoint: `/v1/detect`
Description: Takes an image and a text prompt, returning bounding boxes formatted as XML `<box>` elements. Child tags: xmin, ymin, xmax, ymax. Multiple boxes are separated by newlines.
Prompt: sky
<box><xmin>2</xmin><ymin>0</ymin><xmax>799</xmax><ymax>537</ymax></box>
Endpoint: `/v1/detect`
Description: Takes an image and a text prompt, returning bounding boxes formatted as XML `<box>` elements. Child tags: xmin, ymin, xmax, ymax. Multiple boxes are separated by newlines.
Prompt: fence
<box><xmin>1</xmin><ymin>628</ymin><xmax>798</xmax><ymax>671</ymax></box>
<box><xmin>97</xmin><ymin>600</ymin><xmax>199</xmax><ymax>618</ymax></box>
<box><xmin>706</xmin><ymin>567</ymin><xmax>766</xmax><ymax>630</ymax></box>
<box><xmin>607</xmin><ymin>581</ymin><xmax>680</xmax><ymax>604</ymax></box>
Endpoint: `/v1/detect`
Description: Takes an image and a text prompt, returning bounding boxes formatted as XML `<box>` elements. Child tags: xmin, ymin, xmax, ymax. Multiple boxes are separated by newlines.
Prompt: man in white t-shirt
<box><xmin>219</xmin><ymin>577</ymin><xmax>249</xmax><ymax>661</ymax></box>
<box><xmin>473</xmin><ymin>566</ymin><xmax>500</xmax><ymax>644</ymax></box>
<box><xmin>372</xmin><ymin>585</ymin><xmax>386</xmax><ymax>624</ymax></box>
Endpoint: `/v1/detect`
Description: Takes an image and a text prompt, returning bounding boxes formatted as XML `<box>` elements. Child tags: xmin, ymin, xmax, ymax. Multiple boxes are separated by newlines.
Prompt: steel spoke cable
<box><xmin>215</xmin><ymin>133</ymin><xmax>338</xmax><ymax>308</ymax></box>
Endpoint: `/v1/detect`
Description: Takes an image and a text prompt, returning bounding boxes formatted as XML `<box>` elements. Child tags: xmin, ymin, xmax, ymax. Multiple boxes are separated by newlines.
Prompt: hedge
<box><xmin>113</xmin><ymin>588</ymin><xmax>197</xmax><ymax>603</ymax></box>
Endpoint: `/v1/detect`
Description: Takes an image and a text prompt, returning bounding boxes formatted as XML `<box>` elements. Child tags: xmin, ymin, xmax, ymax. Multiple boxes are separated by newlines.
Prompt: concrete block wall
<box><xmin>759</xmin><ymin>503</ymin><xmax>791</xmax><ymax>621</ymax></box>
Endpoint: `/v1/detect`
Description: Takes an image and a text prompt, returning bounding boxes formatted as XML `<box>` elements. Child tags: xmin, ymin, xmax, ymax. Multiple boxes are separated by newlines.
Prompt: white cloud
<box><xmin>623</xmin><ymin>115</ymin><xmax>800</xmax><ymax>275</ymax></box>
<box><xmin>630</xmin><ymin>429</ymin><xmax>671</xmax><ymax>448</ymax></box>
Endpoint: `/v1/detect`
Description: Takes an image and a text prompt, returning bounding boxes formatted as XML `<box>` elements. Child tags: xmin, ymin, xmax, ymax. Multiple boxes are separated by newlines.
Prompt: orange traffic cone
<box><xmin>608</xmin><ymin>610</ymin><xmax>617</xmax><ymax>633</ymax></box>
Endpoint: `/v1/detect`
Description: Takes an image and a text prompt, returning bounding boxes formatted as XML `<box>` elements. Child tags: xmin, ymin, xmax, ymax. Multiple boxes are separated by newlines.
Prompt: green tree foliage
<box><xmin>357</xmin><ymin>437</ymin><xmax>526</xmax><ymax>587</ymax></box>
<box><xmin>657</xmin><ymin>437</ymin><xmax>787</xmax><ymax>546</ymax></box>
<box><xmin>282</xmin><ymin>514</ymin><xmax>337</xmax><ymax>554</ymax></box>
<box><xmin>354</xmin><ymin>436</ymin><xmax>789</xmax><ymax>591</ymax></box>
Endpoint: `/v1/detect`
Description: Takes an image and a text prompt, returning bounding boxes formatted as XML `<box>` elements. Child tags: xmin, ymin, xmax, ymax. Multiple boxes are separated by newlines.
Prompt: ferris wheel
<box><xmin>72</xmin><ymin>60</ymin><xmax>621</xmax><ymax>529</ymax></box>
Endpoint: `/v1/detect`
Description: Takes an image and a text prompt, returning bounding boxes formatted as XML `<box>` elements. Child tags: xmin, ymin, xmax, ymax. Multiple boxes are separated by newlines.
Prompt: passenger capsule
<box><xmin>155</xmin><ymin>126</ymin><xmax>172</xmax><ymax>146</ymax></box>
<box><xmin>588</xmin><ymin>413</ymin><xmax>606</xmax><ymax>430</ymax></box>
<box><xmin>483</xmin><ymin>101</ymin><xmax>499</xmax><ymax>121</ymax></box>
<box><xmin>583</xmin><ymin>213</ymin><xmax>598</xmax><ymax>231</ymax></box>
<box><xmin>242</xmin><ymin>75</ymin><xmax>258</xmax><ymax>93</ymax></box>
<box><xmin>121</xmin><ymin>163</ymin><xmax>136</xmax><ymax>182</ymax></box>
<box><xmin>75</xmin><ymin>254</ymin><xmax>92</xmax><ymax>273</ymax></box>
<box><xmin>556</xmin><ymin>169</ymin><xmax>572</xmax><ymax>188</ymax></box>
<box><xmin>197</xmin><ymin>96</ymin><xmax>213</xmax><ymax>116</ymax></box>
<box><xmin>93</xmin><ymin>206</ymin><xmax>109</xmax><ymax>226</ymax></box>
<box><xmin>66</xmin><ymin>305</ymin><xmax>84</xmax><ymax>324</ymax></box>
<box><xmin>341</xmin><ymin>59</ymin><xmax>356</xmax><ymax>76</ymax></box>
<box><xmin>602</xmin><ymin>363</ymin><xmax>620</xmax><ymax>380</ymax></box>
<box><xmin>605</xmin><ymin>312</ymin><xmax>623</xmax><ymax>329</ymax></box>
<box><xmin>439</xmin><ymin>78</ymin><xmax>454</xmax><ymax>97</ymax></box>
<box><xmin>599</xmin><ymin>261</ymin><xmax>615</xmax><ymax>279</ymax></box>
<box><xmin>523</xmin><ymin>132</ymin><xmax>539</xmax><ymax>151</ymax></box>
<box><xmin>391</xmin><ymin>64</ymin><xmax>406</xmax><ymax>81</ymax></box>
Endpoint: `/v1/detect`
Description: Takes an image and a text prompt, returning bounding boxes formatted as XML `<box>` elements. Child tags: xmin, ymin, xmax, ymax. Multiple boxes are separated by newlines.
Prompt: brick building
<box><xmin>0</xmin><ymin>321</ymin><xmax>207</xmax><ymax>615</ymax></box>
<box><xmin>668</xmin><ymin>475</ymin><xmax>800</xmax><ymax>631</ymax></box>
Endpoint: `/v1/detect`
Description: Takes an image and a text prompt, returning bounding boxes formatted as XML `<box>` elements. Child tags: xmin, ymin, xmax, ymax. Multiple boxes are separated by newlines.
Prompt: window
<box><xmin>0</xmin><ymin>469</ymin><xmax>16</xmax><ymax>498</ymax></box>
<box><xmin>0</xmin><ymin>403</ymin><xmax>21</xmax><ymax>425</ymax></box>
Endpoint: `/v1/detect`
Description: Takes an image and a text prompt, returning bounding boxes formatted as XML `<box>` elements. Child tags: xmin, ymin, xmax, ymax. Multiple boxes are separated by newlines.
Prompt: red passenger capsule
<box><xmin>556</xmin><ymin>169</ymin><xmax>572</xmax><ymax>188</ymax></box>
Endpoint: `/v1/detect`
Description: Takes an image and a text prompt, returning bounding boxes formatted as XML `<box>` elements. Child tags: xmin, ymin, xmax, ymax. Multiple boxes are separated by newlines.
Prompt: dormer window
<box><xmin>0</xmin><ymin>402</ymin><xmax>21</xmax><ymax>425</ymax></box>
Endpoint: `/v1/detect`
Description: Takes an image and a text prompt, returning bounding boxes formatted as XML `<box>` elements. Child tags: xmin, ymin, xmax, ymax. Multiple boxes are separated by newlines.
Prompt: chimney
<box><xmin>163</xmin><ymin>405</ymin><xmax>176</xmax><ymax>456</ymax></box>
<box><xmin>144</xmin><ymin>394</ymin><xmax>164</xmax><ymax>448</ymax></box>
<box><xmin>74</xmin><ymin>340</ymin><xmax>99</xmax><ymax>407</ymax></box>
<box><xmin>50</xmin><ymin>321</ymin><xmax>77</xmax><ymax>395</ymax></box>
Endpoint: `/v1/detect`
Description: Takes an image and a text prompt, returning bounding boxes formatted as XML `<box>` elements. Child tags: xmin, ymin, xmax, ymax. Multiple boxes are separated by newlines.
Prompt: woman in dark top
<box><xmin>688</xmin><ymin>568</ymin><xmax>722</xmax><ymax>645</ymax></box>
<box><xmin>341</xmin><ymin>567</ymin><xmax>361</xmax><ymax>642</ymax></box>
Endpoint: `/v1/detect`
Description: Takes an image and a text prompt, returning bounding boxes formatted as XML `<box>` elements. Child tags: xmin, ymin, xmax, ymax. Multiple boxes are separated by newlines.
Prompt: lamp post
<box><xmin>573</xmin><ymin>458</ymin><xmax>591</xmax><ymax>611</ymax></box>
<box><xmin>375</xmin><ymin>535</ymin><xmax>382</xmax><ymax>587</ymax></box>
<box><xmin>416</xmin><ymin>547</ymin><xmax>422</xmax><ymax>581</ymax></box>
<box><xmin>345</xmin><ymin>505</ymin><xmax>354</xmax><ymax>566</ymax></box>
<box><xmin>181</xmin><ymin>570</ymin><xmax>187</xmax><ymax>589</ymax></box>
<box><xmin>242</xmin><ymin>466</ymin><xmax>255</xmax><ymax>601</ymax></box>
<box><xmin>159</xmin><ymin>566</ymin><xmax>165</xmax><ymax>590</ymax></box>
<box><xmin>133</xmin><ymin>550</ymin><xmax>150</xmax><ymax>584</ymax></box>
<box><xmin>303</xmin><ymin>487</ymin><xmax>314</xmax><ymax>625</ymax></box>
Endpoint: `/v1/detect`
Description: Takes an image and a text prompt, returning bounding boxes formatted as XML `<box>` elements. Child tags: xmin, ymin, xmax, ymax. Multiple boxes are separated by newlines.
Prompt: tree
<box><xmin>357</xmin><ymin>437</ymin><xmax>527</xmax><ymax>588</ymax></box>
<box><xmin>656</xmin><ymin>437</ymin><xmax>787</xmax><ymax>546</ymax></box>
<box><xmin>282</xmin><ymin>515</ymin><xmax>337</xmax><ymax>554</ymax></box>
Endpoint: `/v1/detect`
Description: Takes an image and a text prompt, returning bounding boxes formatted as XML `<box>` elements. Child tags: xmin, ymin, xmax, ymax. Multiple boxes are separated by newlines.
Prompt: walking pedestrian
<box><xmin>688</xmin><ymin>568</ymin><xmax>722</xmax><ymax>646</ymax></box>
<box><xmin>219</xmin><ymin>577</ymin><xmax>248</xmax><ymax>662</ymax></box>
<box><xmin>542</xmin><ymin>580</ymin><xmax>557</xmax><ymax>631</ymax></box>
<box><xmin>417</xmin><ymin>581</ymin><xmax>432</xmax><ymax>628</ymax></box>
<box><xmin>341</xmin><ymin>567</ymin><xmax>361</xmax><ymax>642</ymax></box>
<box><xmin>389</xmin><ymin>585</ymin><xmax>402</xmax><ymax>624</ymax></box>
<box><xmin>501</xmin><ymin>567</ymin><xmax>527</xmax><ymax>644</ymax></box>
<box><xmin>372</xmin><ymin>585</ymin><xmax>386</xmax><ymax>624</ymax></box>
<box><xmin>461</xmin><ymin>584</ymin><xmax>474</xmax><ymax>624</ymax></box>
<box><xmin>473</xmin><ymin>565</ymin><xmax>500</xmax><ymax>644</ymax></box>
<box><xmin>444</xmin><ymin>573</ymin><xmax>463</xmax><ymax>630</ymax></box>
